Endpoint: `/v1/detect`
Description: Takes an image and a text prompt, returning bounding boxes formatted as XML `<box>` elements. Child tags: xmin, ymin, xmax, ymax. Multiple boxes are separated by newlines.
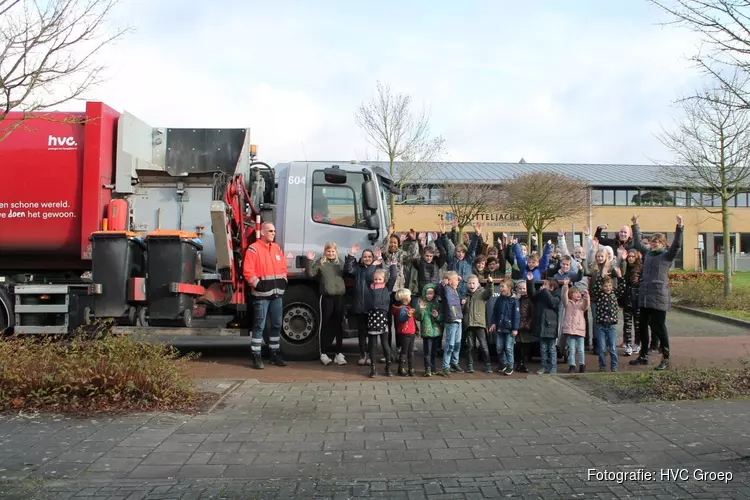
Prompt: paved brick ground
<box><xmin>2</xmin><ymin>376</ymin><xmax>750</xmax><ymax>498</ymax></box>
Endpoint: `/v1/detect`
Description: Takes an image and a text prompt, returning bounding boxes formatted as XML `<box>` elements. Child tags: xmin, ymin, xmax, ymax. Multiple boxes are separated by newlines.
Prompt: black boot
<box><xmin>384</xmin><ymin>361</ymin><xmax>393</xmax><ymax>377</ymax></box>
<box><xmin>252</xmin><ymin>354</ymin><xmax>264</xmax><ymax>370</ymax></box>
<box><xmin>269</xmin><ymin>351</ymin><xmax>286</xmax><ymax>366</ymax></box>
<box><xmin>579</xmin><ymin>364</ymin><xmax>586</xmax><ymax>373</ymax></box>
<box><xmin>369</xmin><ymin>364</ymin><xmax>376</xmax><ymax>378</ymax></box>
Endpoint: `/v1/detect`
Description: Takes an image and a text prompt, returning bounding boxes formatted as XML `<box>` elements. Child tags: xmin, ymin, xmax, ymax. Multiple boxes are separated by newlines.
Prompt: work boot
<box><xmin>252</xmin><ymin>354</ymin><xmax>264</xmax><ymax>370</ymax></box>
<box><xmin>269</xmin><ymin>351</ymin><xmax>286</xmax><ymax>366</ymax></box>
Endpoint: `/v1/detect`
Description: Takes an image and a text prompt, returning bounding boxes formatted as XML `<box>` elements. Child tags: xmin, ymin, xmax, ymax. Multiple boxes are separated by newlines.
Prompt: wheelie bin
<box><xmin>145</xmin><ymin>230</ymin><xmax>204</xmax><ymax>327</ymax></box>
<box><xmin>90</xmin><ymin>231</ymin><xmax>147</xmax><ymax>325</ymax></box>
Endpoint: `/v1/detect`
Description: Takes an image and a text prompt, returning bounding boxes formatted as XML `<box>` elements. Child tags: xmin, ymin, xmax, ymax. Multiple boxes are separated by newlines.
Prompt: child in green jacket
<box><xmin>416</xmin><ymin>283</ymin><xmax>443</xmax><ymax>376</ymax></box>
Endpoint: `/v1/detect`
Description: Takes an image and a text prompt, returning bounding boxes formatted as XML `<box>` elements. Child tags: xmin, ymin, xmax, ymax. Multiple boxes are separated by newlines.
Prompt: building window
<box><xmin>674</xmin><ymin>191</ymin><xmax>688</xmax><ymax>207</ymax></box>
<box><xmin>592</xmin><ymin>189</ymin><xmax>603</xmax><ymax>206</ymax></box>
<box><xmin>615</xmin><ymin>190</ymin><xmax>627</xmax><ymax>206</ymax></box>
<box><xmin>737</xmin><ymin>192</ymin><xmax>748</xmax><ymax>207</ymax></box>
<box><xmin>602</xmin><ymin>190</ymin><xmax>615</xmax><ymax>206</ymax></box>
<box><xmin>637</xmin><ymin>190</ymin><xmax>673</xmax><ymax>206</ymax></box>
<box><xmin>628</xmin><ymin>190</ymin><xmax>640</xmax><ymax>206</ymax></box>
<box><xmin>311</xmin><ymin>170</ymin><xmax>365</xmax><ymax>228</ymax></box>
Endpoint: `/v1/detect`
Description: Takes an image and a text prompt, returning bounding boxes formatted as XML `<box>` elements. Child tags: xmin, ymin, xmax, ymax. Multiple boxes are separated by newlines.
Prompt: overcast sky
<box><xmin>82</xmin><ymin>0</ymin><xmax>705</xmax><ymax>167</ymax></box>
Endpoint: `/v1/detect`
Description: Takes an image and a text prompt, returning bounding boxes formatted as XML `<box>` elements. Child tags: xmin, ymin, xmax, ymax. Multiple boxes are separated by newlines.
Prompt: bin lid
<box><xmin>146</xmin><ymin>230</ymin><xmax>199</xmax><ymax>239</ymax></box>
<box><xmin>89</xmin><ymin>230</ymin><xmax>142</xmax><ymax>239</ymax></box>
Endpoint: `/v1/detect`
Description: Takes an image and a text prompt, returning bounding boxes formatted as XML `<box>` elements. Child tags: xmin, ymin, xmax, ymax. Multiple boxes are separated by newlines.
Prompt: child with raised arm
<box><xmin>392</xmin><ymin>288</ymin><xmax>418</xmax><ymax>376</ymax></box>
<box><xmin>617</xmin><ymin>247</ymin><xmax>641</xmax><ymax>356</ymax></box>
<box><xmin>462</xmin><ymin>274</ymin><xmax>495</xmax><ymax>373</ymax></box>
<box><xmin>439</xmin><ymin>221</ymin><xmax>482</xmax><ymax>299</ymax></box>
<box><xmin>344</xmin><ymin>245</ymin><xmax>383</xmax><ymax>366</ymax></box>
<box><xmin>511</xmin><ymin>236</ymin><xmax>553</xmax><ymax>282</ymax></box>
<box><xmin>365</xmin><ymin>260</ymin><xmax>399</xmax><ymax>377</ymax></box>
<box><xmin>561</xmin><ymin>280</ymin><xmax>590</xmax><ymax>373</ymax></box>
<box><xmin>595</xmin><ymin>276</ymin><xmax>620</xmax><ymax>372</ymax></box>
<box><xmin>488</xmin><ymin>279</ymin><xmax>520</xmax><ymax>375</ymax></box>
<box><xmin>436</xmin><ymin>271</ymin><xmax>463</xmax><ymax>376</ymax></box>
<box><xmin>305</xmin><ymin>241</ymin><xmax>350</xmax><ymax>366</ymax></box>
<box><xmin>416</xmin><ymin>283</ymin><xmax>443</xmax><ymax>376</ymax></box>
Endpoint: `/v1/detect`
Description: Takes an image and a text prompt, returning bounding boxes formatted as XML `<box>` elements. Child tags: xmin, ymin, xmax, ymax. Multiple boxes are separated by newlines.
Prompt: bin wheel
<box><xmin>127</xmin><ymin>306</ymin><xmax>137</xmax><ymax>326</ymax></box>
<box><xmin>182</xmin><ymin>308</ymin><xmax>193</xmax><ymax>328</ymax></box>
<box><xmin>83</xmin><ymin>306</ymin><xmax>92</xmax><ymax>326</ymax></box>
<box><xmin>137</xmin><ymin>307</ymin><xmax>148</xmax><ymax>327</ymax></box>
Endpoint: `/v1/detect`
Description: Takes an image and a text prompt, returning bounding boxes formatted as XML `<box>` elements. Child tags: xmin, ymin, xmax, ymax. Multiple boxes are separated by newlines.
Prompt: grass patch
<box><xmin>0</xmin><ymin>324</ymin><xmax>213</xmax><ymax>415</ymax></box>
<box><xmin>704</xmin><ymin>308</ymin><xmax>750</xmax><ymax>322</ymax></box>
<box><xmin>569</xmin><ymin>365</ymin><xmax>750</xmax><ymax>403</ymax></box>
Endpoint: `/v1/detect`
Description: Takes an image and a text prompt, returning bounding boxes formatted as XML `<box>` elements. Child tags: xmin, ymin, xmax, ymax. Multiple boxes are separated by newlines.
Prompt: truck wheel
<box><xmin>127</xmin><ymin>306</ymin><xmax>137</xmax><ymax>326</ymax></box>
<box><xmin>83</xmin><ymin>307</ymin><xmax>92</xmax><ymax>326</ymax></box>
<box><xmin>137</xmin><ymin>307</ymin><xmax>148</xmax><ymax>327</ymax></box>
<box><xmin>280</xmin><ymin>286</ymin><xmax>320</xmax><ymax>361</ymax></box>
<box><xmin>0</xmin><ymin>287</ymin><xmax>14</xmax><ymax>334</ymax></box>
<box><xmin>182</xmin><ymin>308</ymin><xmax>193</xmax><ymax>328</ymax></box>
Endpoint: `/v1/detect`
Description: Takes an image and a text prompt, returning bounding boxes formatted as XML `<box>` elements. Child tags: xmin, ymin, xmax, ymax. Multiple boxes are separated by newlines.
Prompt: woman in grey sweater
<box><xmin>628</xmin><ymin>214</ymin><xmax>683</xmax><ymax>370</ymax></box>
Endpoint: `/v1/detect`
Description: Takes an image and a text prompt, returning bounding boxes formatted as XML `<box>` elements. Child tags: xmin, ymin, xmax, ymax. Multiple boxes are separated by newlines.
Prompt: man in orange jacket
<box><xmin>242</xmin><ymin>222</ymin><xmax>288</xmax><ymax>369</ymax></box>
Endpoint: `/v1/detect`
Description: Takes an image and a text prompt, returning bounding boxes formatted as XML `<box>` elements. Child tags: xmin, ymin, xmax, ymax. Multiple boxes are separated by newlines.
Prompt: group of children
<box><xmin>304</xmin><ymin>218</ymin><xmax>655</xmax><ymax>377</ymax></box>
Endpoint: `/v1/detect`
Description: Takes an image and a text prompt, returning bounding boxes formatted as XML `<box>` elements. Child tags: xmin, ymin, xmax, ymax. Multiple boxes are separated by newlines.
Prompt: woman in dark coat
<box><xmin>628</xmin><ymin>214</ymin><xmax>683</xmax><ymax>370</ymax></box>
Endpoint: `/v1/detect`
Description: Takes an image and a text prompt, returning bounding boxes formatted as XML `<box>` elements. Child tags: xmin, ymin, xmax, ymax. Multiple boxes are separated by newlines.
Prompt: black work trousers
<box><xmin>637</xmin><ymin>307</ymin><xmax>669</xmax><ymax>358</ymax></box>
<box><xmin>321</xmin><ymin>295</ymin><xmax>345</xmax><ymax>355</ymax></box>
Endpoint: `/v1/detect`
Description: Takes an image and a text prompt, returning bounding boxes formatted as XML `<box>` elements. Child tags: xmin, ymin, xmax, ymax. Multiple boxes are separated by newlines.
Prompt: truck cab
<box><xmin>269</xmin><ymin>161</ymin><xmax>396</xmax><ymax>361</ymax></box>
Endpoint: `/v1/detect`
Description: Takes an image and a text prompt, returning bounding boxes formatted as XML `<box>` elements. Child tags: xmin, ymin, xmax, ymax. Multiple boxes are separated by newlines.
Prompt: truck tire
<box><xmin>0</xmin><ymin>287</ymin><xmax>14</xmax><ymax>334</ymax></box>
<box><xmin>279</xmin><ymin>285</ymin><xmax>320</xmax><ymax>361</ymax></box>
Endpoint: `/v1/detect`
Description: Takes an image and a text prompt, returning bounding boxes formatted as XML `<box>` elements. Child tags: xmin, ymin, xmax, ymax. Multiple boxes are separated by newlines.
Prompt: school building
<box><xmin>378</xmin><ymin>161</ymin><xmax>750</xmax><ymax>271</ymax></box>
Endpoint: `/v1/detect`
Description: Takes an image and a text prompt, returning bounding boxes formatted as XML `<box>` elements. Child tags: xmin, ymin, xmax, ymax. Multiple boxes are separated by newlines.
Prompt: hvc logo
<box><xmin>47</xmin><ymin>135</ymin><xmax>78</xmax><ymax>150</ymax></box>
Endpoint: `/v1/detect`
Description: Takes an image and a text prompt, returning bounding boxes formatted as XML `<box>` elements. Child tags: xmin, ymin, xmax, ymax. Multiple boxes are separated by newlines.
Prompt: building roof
<box><xmin>359</xmin><ymin>161</ymin><xmax>675</xmax><ymax>188</ymax></box>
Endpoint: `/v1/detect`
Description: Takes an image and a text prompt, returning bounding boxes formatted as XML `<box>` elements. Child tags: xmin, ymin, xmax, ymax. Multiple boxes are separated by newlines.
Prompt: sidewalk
<box><xmin>2</xmin><ymin>376</ymin><xmax>750</xmax><ymax>498</ymax></box>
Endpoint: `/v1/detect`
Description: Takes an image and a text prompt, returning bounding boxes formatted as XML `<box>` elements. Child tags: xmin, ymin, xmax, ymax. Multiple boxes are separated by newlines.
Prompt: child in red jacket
<box><xmin>391</xmin><ymin>288</ymin><xmax>417</xmax><ymax>376</ymax></box>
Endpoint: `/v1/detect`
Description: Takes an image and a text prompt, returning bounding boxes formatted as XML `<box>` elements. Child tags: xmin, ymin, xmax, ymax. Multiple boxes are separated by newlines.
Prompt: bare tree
<box><xmin>438</xmin><ymin>182</ymin><xmax>502</xmax><ymax>236</ymax></box>
<box><xmin>499</xmin><ymin>172</ymin><xmax>591</xmax><ymax>245</ymax></box>
<box><xmin>355</xmin><ymin>80</ymin><xmax>445</xmax><ymax>220</ymax></box>
<box><xmin>649</xmin><ymin>0</ymin><xmax>750</xmax><ymax>108</ymax></box>
<box><xmin>657</xmin><ymin>83</ymin><xmax>750</xmax><ymax>296</ymax></box>
<box><xmin>0</xmin><ymin>0</ymin><xmax>129</xmax><ymax>143</ymax></box>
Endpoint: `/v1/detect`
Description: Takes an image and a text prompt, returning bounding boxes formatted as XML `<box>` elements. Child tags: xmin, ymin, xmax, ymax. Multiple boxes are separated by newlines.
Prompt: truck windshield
<box><xmin>378</xmin><ymin>177</ymin><xmax>391</xmax><ymax>229</ymax></box>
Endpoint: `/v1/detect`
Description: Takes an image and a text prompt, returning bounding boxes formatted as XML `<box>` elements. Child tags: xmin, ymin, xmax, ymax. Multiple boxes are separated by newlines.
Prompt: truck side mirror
<box><xmin>363</xmin><ymin>180</ymin><xmax>378</xmax><ymax>211</ymax></box>
<box><xmin>365</xmin><ymin>213</ymin><xmax>380</xmax><ymax>230</ymax></box>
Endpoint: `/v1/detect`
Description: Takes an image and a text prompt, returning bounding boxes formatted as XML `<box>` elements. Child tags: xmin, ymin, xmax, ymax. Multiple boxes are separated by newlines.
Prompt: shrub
<box><xmin>575</xmin><ymin>365</ymin><xmax>750</xmax><ymax>402</ymax></box>
<box><xmin>670</xmin><ymin>273</ymin><xmax>750</xmax><ymax>310</ymax></box>
<box><xmin>668</xmin><ymin>272</ymin><xmax>724</xmax><ymax>287</ymax></box>
<box><xmin>0</xmin><ymin>326</ymin><xmax>202</xmax><ymax>414</ymax></box>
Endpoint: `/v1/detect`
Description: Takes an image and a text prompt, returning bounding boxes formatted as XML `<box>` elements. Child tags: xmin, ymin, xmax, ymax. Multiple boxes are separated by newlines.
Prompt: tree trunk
<box><xmin>722</xmin><ymin>200</ymin><xmax>733</xmax><ymax>297</ymax></box>
<box><xmin>389</xmin><ymin>157</ymin><xmax>396</xmax><ymax>221</ymax></box>
<box><xmin>526</xmin><ymin>229</ymin><xmax>533</xmax><ymax>250</ymax></box>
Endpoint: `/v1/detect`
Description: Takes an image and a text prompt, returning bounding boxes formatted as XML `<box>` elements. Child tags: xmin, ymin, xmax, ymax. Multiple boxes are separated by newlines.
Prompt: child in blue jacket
<box><xmin>489</xmin><ymin>280</ymin><xmax>520</xmax><ymax>375</ymax></box>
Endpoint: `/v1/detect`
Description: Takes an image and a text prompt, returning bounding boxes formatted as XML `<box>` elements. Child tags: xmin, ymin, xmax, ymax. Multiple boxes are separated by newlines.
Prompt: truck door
<box><xmin>303</xmin><ymin>166</ymin><xmax>376</xmax><ymax>258</ymax></box>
